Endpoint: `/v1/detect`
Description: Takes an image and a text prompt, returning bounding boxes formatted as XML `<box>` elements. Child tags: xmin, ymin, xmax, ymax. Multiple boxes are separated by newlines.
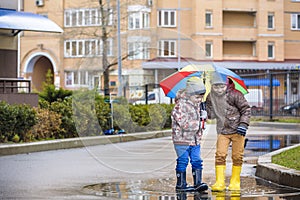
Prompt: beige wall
<box><xmin>19</xmin><ymin>0</ymin><xmax>300</xmax><ymax>90</ymax></box>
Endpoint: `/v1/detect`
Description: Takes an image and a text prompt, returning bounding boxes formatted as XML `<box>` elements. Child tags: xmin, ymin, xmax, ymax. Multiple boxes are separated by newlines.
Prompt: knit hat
<box><xmin>210</xmin><ymin>72</ymin><xmax>226</xmax><ymax>85</ymax></box>
<box><xmin>186</xmin><ymin>77</ymin><xmax>206</xmax><ymax>96</ymax></box>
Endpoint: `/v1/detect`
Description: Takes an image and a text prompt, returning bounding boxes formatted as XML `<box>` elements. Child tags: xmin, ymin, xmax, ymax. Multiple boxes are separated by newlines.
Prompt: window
<box><xmin>158</xmin><ymin>40</ymin><xmax>176</xmax><ymax>57</ymax></box>
<box><xmin>110</xmin><ymin>81</ymin><xmax>116</xmax><ymax>86</ymax></box>
<box><xmin>268</xmin><ymin>42</ymin><xmax>275</xmax><ymax>59</ymax></box>
<box><xmin>65</xmin><ymin>72</ymin><xmax>73</xmax><ymax>85</ymax></box>
<box><xmin>128</xmin><ymin>12</ymin><xmax>150</xmax><ymax>29</ymax></box>
<box><xmin>128</xmin><ymin>42</ymin><xmax>150</xmax><ymax>60</ymax></box>
<box><xmin>93</xmin><ymin>76</ymin><xmax>100</xmax><ymax>89</ymax></box>
<box><xmin>97</xmin><ymin>39</ymin><xmax>113</xmax><ymax>56</ymax></box>
<box><xmin>148</xmin><ymin>93</ymin><xmax>155</xmax><ymax>100</ymax></box>
<box><xmin>77</xmin><ymin>40</ymin><xmax>84</xmax><ymax>56</ymax></box>
<box><xmin>64</xmin><ymin>39</ymin><xmax>113</xmax><ymax>58</ymax></box>
<box><xmin>147</xmin><ymin>0</ymin><xmax>153</xmax><ymax>6</ymax></box>
<box><xmin>143</xmin><ymin>13</ymin><xmax>150</xmax><ymax>28</ymax></box>
<box><xmin>85</xmin><ymin>40</ymin><xmax>97</xmax><ymax>56</ymax></box>
<box><xmin>77</xmin><ymin>10</ymin><xmax>84</xmax><ymax>26</ymax></box>
<box><xmin>105</xmin><ymin>39</ymin><xmax>113</xmax><ymax>56</ymax></box>
<box><xmin>65</xmin><ymin>71</ymin><xmax>89</xmax><ymax>87</ymax></box>
<box><xmin>64</xmin><ymin>8</ymin><xmax>112</xmax><ymax>27</ymax></box>
<box><xmin>129</xmin><ymin>12</ymin><xmax>140</xmax><ymax>29</ymax></box>
<box><xmin>205</xmin><ymin>41</ymin><xmax>213</xmax><ymax>58</ymax></box>
<box><xmin>205</xmin><ymin>11</ymin><xmax>212</xmax><ymax>28</ymax></box>
<box><xmin>65</xmin><ymin>11</ymin><xmax>71</xmax><ymax>26</ymax></box>
<box><xmin>268</xmin><ymin>12</ymin><xmax>275</xmax><ymax>29</ymax></box>
<box><xmin>158</xmin><ymin>10</ymin><xmax>176</xmax><ymax>27</ymax></box>
<box><xmin>291</xmin><ymin>14</ymin><xmax>300</xmax><ymax>30</ymax></box>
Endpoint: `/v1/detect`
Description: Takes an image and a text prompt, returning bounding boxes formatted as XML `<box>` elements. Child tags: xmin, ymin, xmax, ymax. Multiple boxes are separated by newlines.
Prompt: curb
<box><xmin>0</xmin><ymin>130</ymin><xmax>172</xmax><ymax>156</ymax></box>
<box><xmin>255</xmin><ymin>144</ymin><xmax>300</xmax><ymax>189</ymax></box>
<box><xmin>250</xmin><ymin>121</ymin><xmax>300</xmax><ymax>130</ymax></box>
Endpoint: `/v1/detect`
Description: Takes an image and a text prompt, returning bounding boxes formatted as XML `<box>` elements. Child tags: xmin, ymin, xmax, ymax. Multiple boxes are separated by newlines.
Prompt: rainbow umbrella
<box><xmin>228</xmin><ymin>76</ymin><xmax>249</xmax><ymax>95</ymax></box>
<box><xmin>160</xmin><ymin>64</ymin><xmax>248</xmax><ymax>98</ymax></box>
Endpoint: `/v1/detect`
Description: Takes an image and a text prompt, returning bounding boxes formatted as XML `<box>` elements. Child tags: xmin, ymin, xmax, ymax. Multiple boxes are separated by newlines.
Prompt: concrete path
<box><xmin>0</xmin><ymin>123</ymin><xmax>299</xmax><ymax>199</ymax></box>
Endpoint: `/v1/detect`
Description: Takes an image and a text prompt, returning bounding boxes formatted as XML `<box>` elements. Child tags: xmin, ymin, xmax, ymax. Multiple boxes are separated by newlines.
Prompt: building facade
<box><xmin>19</xmin><ymin>0</ymin><xmax>300</xmax><ymax>104</ymax></box>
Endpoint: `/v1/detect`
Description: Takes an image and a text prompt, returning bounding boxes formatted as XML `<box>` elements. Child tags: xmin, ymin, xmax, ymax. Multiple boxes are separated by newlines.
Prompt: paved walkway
<box><xmin>0</xmin><ymin>122</ymin><xmax>299</xmax><ymax>199</ymax></box>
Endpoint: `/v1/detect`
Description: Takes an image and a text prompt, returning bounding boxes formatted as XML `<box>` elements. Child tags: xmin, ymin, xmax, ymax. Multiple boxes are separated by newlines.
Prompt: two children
<box><xmin>171</xmin><ymin>72</ymin><xmax>250</xmax><ymax>193</ymax></box>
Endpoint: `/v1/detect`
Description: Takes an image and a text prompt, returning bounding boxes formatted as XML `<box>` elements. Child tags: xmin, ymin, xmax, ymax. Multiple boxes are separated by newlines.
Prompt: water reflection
<box><xmin>82</xmin><ymin>177</ymin><xmax>300</xmax><ymax>200</ymax></box>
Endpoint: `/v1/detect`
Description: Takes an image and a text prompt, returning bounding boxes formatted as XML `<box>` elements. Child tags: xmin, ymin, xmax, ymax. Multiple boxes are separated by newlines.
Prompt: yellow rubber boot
<box><xmin>211</xmin><ymin>165</ymin><xmax>226</xmax><ymax>191</ymax></box>
<box><xmin>228</xmin><ymin>165</ymin><xmax>242</xmax><ymax>191</ymax></box>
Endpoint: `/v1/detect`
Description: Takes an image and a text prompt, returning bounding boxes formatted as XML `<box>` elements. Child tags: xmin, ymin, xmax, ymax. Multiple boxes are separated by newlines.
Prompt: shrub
<box><xmin>0</xmin><ymin>101</ymin><xmax>17</xmax><ymax>142</ymax></box>
<box><xmin>0</xmin><ymin>101</ymin><xmax>36</xmax><ymax>142</ymax></box>
<box><xmin>95</xmin><ymin>94</ymin><xmax>112</xmax><ymax>132</ymax></box>
<box><xmin>72</xmin><ymin>90</ymin><xmax>102</xmax><ymax>136</ymax></box>
<box><xmin>39</xmin><ymin>70</ymin><xmax>72</xmax><ymax>103</ymax></box>
<box><xmin>28</xmin><ymin>108</ymin><xmax>62</xmax><ymax>140</ymax></box>
<box><xmin>13</xmin><ymin>104</ymin><xmax>36</xmax><ymax>142</ymax></box>
<box><xmin>49</xmin><ymin>98</ymin><xmax>77</xmax><ymax>138</ymax></box>
<box><xmin>113</xmin><ymin>103</ymin><xmax>170</xmax><ymax>133</ymax></box>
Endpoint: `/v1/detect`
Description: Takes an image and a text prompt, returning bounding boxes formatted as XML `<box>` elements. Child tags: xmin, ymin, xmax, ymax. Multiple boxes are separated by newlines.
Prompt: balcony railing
<box><xmin>0</xmin><ymin>78</ymin><xmax>31</xmax><ymax>94</ymax></box>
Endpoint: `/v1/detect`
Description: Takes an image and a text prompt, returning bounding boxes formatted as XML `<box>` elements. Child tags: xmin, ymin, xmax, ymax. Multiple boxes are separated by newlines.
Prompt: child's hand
<box><xmin>200</xmin><ymin>110</ymin><xmax>207</xmax><ymax>120</ymax></box>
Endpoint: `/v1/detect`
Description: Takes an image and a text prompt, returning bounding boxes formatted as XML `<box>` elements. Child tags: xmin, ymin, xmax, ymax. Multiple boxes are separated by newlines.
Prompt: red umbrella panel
<box><xmin>228</xmin><ymin>76</ymin><xmax>249</xmax><ymax>95</ymax></box>
<box><xmin>159</xmin><ymin>71</ymin><xmax>202</xmax><ymax>98</ymax></box>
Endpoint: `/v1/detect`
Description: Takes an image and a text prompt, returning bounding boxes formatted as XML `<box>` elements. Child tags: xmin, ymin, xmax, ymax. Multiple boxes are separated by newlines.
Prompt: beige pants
<box><xmin>215</xmin><ymin>133</ymin><xmax>245</xmax><ymax>166</ymax></box>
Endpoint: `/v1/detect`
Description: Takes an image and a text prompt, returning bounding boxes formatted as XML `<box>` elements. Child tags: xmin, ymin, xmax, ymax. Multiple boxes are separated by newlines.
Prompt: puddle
<box><xmin>244</xmin><ymin>135</ymin><xmax>300</xmax><ymax>158</ymax></box>
<box><xmin>82</xmin><ymin>176</ymin><xmax>300</xmax><ymax>200</ymax></box>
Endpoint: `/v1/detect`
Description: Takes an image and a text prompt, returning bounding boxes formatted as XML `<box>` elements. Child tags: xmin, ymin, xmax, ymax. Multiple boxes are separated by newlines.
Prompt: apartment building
<box><xmin>19</xmin><ymin>0</ymin><xmax>300</xmax><ymax>102</ymax></box>
<box><xmin>0</xmin><ymin>0</ymin><xmax>62</xmax><ymax>106</ymax></box>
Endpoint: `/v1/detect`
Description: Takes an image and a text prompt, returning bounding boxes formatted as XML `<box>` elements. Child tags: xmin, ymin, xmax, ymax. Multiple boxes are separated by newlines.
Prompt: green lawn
<box><xmin>272</xmin><ymin>146</ymin><xmax>300</xmax><ymax>170</ymax></box>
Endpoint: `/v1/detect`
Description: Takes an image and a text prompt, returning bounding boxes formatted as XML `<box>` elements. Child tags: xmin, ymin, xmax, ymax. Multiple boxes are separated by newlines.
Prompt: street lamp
<box><xmin>117</xmin><ymin>0</ymin><xmax>122</xmax><ymax>96</ymax></box>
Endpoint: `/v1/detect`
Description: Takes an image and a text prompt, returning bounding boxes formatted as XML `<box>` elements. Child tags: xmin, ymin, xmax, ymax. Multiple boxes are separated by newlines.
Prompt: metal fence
<box><xmin>126</xmin><ymin>71</ymin><xmax>300</xmax><ymax>118</ymax></box>
<box><xmin>240</xmin><ymin>71</ymin><xmax>300</xmax><ymax>118</ymax></box>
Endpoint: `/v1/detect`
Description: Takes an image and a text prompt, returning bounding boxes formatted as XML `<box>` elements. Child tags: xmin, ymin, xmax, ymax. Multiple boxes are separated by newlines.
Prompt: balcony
<box><xmin>223</xmin><ymin>0</ymin><xmax>257</xmax><ymax>12</ymax></box>
<box><xmin>0</xmin><ymin>78</ymin><xmax>38</xmax><ymax>107</ymax></box>
<box><xmin>223</xmin><ymin>26</ymin><xmax>257</xmax><ymax>41</ymax></box>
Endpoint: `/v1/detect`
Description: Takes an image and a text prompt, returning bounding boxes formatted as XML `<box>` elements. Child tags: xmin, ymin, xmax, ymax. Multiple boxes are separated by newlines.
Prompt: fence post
<box><xmin>269</xmin><ymin>73</ymin><xmax>273</xmax><ymax>120</ymax></box>
<box><xmin>269</xmin><ymin>135</ymin><xmax>273</xmax><ymax>152</ymax></box>
<box><xmin>145</xmin><ymin>84</ymin><xmax>149</xmax><ymax>105</ymax></box>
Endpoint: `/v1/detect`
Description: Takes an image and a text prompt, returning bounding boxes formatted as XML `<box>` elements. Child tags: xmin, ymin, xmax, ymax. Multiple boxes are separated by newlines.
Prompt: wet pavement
<box><xmin>0</xmin><ymin>123</ymin><xmax>299</xmax><ymax>199</ymax></box>
<box><xmin>82</xmin><ymin>176</ymin><xmax>300</xmax><ymax>199</ymax></box>
<box><xmin>80</xmin><ymin>123</ymin><xmax>300</xmax><ymax>200</ymax></box>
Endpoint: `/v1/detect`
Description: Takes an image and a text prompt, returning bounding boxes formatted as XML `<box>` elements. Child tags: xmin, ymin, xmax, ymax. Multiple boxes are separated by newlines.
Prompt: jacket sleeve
<box><xmin>206</xmin><ymin>94</ymin><xmax>216</xmax><ymax>119</ymax></box>
<box><xmin>235</xmin><ymin>92</ymin><xmax>251</xmax><ymax>126</ymax></box>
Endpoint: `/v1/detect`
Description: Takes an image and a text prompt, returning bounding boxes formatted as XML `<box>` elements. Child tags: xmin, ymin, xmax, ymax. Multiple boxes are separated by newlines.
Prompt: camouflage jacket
<box><xmin>171</xmin><ymin>89</ymin><xmax>204</xmax><ymax>146</ymax></box>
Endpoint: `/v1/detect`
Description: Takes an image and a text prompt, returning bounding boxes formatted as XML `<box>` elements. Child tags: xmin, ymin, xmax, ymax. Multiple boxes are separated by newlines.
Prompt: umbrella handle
<box><xmin>200</xmin><ymin>102</ymin><xmax>206</xmax><ymax>111</ymax></box>
<box><xmin>200</xmin><ymin>102</ymin><xmax>207</xmax><ymax>130</ymax></box>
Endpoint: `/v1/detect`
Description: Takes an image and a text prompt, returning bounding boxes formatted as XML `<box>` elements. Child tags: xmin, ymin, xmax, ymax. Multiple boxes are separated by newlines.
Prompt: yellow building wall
<box><xmin>18</xmin><ymin>0</ymin><xmax>300</xmax><ymax>90</ymax></box>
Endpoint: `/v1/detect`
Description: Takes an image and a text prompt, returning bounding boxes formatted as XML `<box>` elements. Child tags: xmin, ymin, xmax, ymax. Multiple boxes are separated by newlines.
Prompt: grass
<box><xmin>251</xmin><ymin>116</ymin><xmax>300</xmax><ymax>123</ymax></box>
<box><xmin>272</xmin><ymin>146</ymin><xmax>300</xmax><ymax>170</ymax></box>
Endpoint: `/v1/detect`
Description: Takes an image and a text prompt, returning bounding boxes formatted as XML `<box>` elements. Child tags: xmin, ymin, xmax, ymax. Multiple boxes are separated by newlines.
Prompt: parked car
<box><xmin>279</xmin><ymin>100</ymin><xmax>300</xmax><ymax>116</ymax></box>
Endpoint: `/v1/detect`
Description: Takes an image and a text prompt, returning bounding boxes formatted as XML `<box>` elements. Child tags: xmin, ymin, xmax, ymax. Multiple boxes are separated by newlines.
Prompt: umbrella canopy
<box><xmin>160</xmin><ymin>63</ymin><xmax>248</xmax><ymax>98</ymax></box>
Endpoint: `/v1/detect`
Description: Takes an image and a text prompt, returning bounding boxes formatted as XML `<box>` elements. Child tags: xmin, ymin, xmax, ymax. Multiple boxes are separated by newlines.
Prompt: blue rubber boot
<box><xmin>175</xmin><ymin>171</ymin><xmax>195</xmax><ymax>192</ymax></box>
<box><xmin>192</xmin><ymin>169</ymin><xmax>208</xmax><ymax>192</ymax></box>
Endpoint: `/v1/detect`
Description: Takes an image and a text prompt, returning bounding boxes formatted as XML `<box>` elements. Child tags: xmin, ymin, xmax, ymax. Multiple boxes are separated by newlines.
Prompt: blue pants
<box><xmin>174</xmin><ymin>144</ymin><xmax>203</xmax><ymax>172</ymax></box>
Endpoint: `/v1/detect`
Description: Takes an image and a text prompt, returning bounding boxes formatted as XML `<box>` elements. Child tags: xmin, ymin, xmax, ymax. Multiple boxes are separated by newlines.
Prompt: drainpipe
<box><xmin>17</xmin><ymin>0</ymin><xmax>21</xmax><ymax>78</ymax></box>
